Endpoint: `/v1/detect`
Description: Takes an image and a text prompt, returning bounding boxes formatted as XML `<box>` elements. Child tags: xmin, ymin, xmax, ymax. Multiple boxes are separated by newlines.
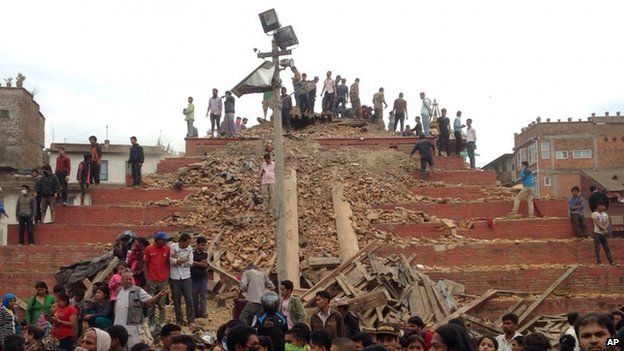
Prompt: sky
<box><xmin>1</xmin><ymin>0</ymin><xmax>623</xmax><ymax>165</ymax></box>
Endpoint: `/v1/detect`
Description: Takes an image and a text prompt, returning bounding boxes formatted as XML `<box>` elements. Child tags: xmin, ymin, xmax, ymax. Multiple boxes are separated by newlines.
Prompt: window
<box><xmin>544</xmin><ymin>176</ymin><xmax>551</xmax><ymax>186</ymax></box>
<box><xmin>100</xmin><ymin>160</ymin><xmax>109</xmax><ymax>181</ymax></box>
<box><xmin>572</xmin><ymin>149</ymin><xmax>592</xmax><ymax>159</ymax></box>
<box><xmin>528</xmin><ymin>144</ymin><xmax>537</xmax><ymax>165</ymax></box>
<box><xmin>541</xmin><ymin>141</ymin><xmax>550</xmax><ymax>159</ymax></box>
<box><xmin>517</xmin><ymin>149</ymin><xmax>527</xmax><ymax>168</ymax></box>
<box><xmin>0</xmin><ymin>109</ymin><xmax>8</xmax><ymax>118</ymax></box>
<box><xmin>555</xmin><ymin>150</ymin><xmax>569</xmax><ymax>159</ymax></box>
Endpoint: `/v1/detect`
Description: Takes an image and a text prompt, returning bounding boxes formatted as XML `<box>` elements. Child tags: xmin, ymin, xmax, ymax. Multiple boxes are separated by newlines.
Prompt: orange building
<box><xmin>513</xmin><ymin>114</ymin><xmax>624</xmax><ymax>198</ymax></box>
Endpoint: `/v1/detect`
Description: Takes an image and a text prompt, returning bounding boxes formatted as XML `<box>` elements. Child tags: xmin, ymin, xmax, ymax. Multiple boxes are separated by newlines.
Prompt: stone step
<box><xmin>378</xmin><ymin>199</ymin><xmax>569</xmax><ymax>220</ymax></box>
<box><xmin>412</xmin><ymin>157</ymin><xmax>469</xmax><ymax>170</ymax></box>
<box><xmin>90</xmin><ymin>188</ymin><xmax>194</xmax><ymax>205</ymax></box>
<box><xmin>6</xmin><ymin>224</ymin><xmax>186</xmax><ymax>245</ymax></box>
<box><xmin>411</xmin><ymin>185</ymin><xmax>485</xmax><ymax>200</ymax></box>
<box><xmin>54</xmin><ymin>205</ymin><xmax>189</xmax><ymax>224</ymax></box>
<box><xmin>419</xmin><ymin>170</ymin><xmax>498</xmax><ymax>186</ymax></box>
<box><xmin>156</xmin><ymin>157</ymin><xmax>201</xmax><ymax>174</ymax></box>
<box><xmin>375</xmin><ymin>217</ymin><xmax>591</xmax><ymax>240</ymax></box>
<box><xmin>381</xmin><ymin>238</ymin><xmax>623</xmax><ymax>266</ymax></box>
<box><xmin>426</xmin><ymin>265</ymin><xmax>623</xmax><ymax>295</ymax></box>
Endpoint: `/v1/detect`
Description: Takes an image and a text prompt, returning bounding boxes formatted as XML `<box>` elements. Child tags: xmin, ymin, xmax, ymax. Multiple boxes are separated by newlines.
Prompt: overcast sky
<box><xmin>2</xmin><ymin>0</ymin><xmax>623</xmax><ymax>165</ymax></box>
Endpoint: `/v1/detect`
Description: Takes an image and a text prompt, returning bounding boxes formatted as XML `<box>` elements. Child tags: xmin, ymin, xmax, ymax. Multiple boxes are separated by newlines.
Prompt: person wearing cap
<box><xmin>375</xmin><ymin>323</ymin><xmax>400</xmax><ymax>351</ymax></box>
<box><xmin>169</xmin><ymin>233</ymin><xmax>195</xmax><ymax>326</ymax></box>
<box><xmin>310</xmin><ymin>291</ymin><xmax>345</xmax><ymax>339</ymax></box>
<box><xmin>334</xmin><ymin>298</ymin><xmax>360</xmax><ymax>338</ymax></box>
<box><xmin>239</xmin><ymin>264</ymin><xmax>275</xmax><ymax>326</ymax></box>
<box><xmin>143</xmin><ymin>231</ymin><xmax>171</xmax><ymax>328</ymax></box>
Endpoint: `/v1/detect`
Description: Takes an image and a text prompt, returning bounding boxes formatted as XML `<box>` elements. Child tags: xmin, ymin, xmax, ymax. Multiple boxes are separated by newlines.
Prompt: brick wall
<box><xmin>381</xmin><ymin>239</ymin><xmax>624</xmax><ymax>266</ymax></box>
<box><xmin>54</xmin><ymin>205</ymin><xmax>189</xmax><ymax>224</ymax></box>
<box><xmin>0</xmin><ymin>88</ymin><xmax>45</xmax><ymax>169</ymax></box>
<box><xmin>90</xmin><ymin>188</ymin><xmax>194</xmax><ymax>205</ymax></box>
<box><xmin>427</xmin><ymin>266</ymin><xmax>623</xmax><ymax>295</ymax></box>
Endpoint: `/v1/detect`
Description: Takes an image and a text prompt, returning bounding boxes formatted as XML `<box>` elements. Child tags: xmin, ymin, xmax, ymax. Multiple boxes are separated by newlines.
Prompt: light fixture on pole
<box><xmin>258</xmin><ymin>9</ymin><xmax>280</xmax><ymax>33</ymax></box>
<box><xmin>273</xmin><ymin>26</ymin><xmax>299</xmax><ymax>50</ymax></box>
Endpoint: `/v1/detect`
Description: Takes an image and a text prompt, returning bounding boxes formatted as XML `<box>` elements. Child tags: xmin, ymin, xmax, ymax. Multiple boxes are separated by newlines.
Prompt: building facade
<box><xmin>0</xmin><ymin>87</ymin><xmax>46</xmax><ymax>170</ymax></box>
<box><xmin>49</xmin><ymin>141</ymin><xmax>167</xmax><ymax>185</ymax></box>
<box><xmin>482</xmin><ymin>153</ymin><xmax>515</xmax><ymax>186</ymax></box>
<box><xmin>513</xmin><ymin>115</ymin><xmax>624</xmax><ymax>198</ymax></box>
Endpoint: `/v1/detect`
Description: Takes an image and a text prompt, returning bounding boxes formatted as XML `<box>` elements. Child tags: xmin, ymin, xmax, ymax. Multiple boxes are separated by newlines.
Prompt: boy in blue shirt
<box><xmin>508</xmin><ymin>161</ymin><xmax>535</xmax><ymax>218</ymax></box>
<box><xmin>568</xmin><ymin>186</ymin><xmax>588</xmax><ymax>238</ymax></box>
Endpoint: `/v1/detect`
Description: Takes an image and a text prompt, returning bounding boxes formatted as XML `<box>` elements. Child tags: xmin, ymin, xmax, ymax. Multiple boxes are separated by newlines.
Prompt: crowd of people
<box><xmin>10</xmin><ymin>136</ymin><xmax>145</xmax><ymax>245</ymax></box>
<box><xmin>2</xmin><ymin>260</ymin><xmax>623</xmax><ymax>351</ymax></box>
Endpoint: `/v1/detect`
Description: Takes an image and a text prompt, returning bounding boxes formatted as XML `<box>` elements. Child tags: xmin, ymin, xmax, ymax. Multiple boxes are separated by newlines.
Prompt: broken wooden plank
<box><xmin>308</xmin><ymin>256</ymin><xmax>342</xmax><ymax>268</ymax></box>
<box><xmin>208</xmin><ymin>262</ymin><xmax>240</xmax><ymax>284</ymax></box>
<box><xmin>462</xmin><ymin>314</ymin><xmax>504</xmax><ymax>335</ymax></box>
<box><xmin>434</xmin><ymin>289</ymin><xmax>499</xmax><ymax>328</ymax></box>
<box><xmin>332</xmin><ymin>181</ymin><xmax>360</xmax><ymax>262</ymax></box>
<box><xmin>301</xmin><ymin>242</ymin><xmax>380</xmax><ymax>303</ymax></box>
<box><xmin>518</xmin><ymin>265</ymin><xmax>579</xmax><ymax>324</ymax></box>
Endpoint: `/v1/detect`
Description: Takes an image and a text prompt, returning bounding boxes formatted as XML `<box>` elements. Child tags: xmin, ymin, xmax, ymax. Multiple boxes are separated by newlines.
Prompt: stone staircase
<box><xmin>2</xmin><ymin>184</ymin><xmax>195</xmax><ymax>298</ymax></box>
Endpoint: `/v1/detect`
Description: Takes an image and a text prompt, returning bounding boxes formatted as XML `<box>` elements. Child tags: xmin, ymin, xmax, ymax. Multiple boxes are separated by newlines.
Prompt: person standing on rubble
<box><xmin>350</xmin><ymin>78</ymin><xmax>361</xmax><ymax>118</ymax></box>
<box><xmin>321</xmin><ymin>71</ymin><xmax>336</xmax><ymax>116</ymax></box>
<box><xmin>128</xmin><ymin>136</ymin><xmax>144</xmax><ymax>188</ymax></box>
<box><xmin>568</xmin><ymin>186</ymin><xmax>588</xmax><ymax>239</ymax></box>
<box><xmin>206</xmin><ymin>88</ymin><xmax>223</xmax><ymax>137</ymax></box>
<box><xmin>143</xmin><ymin>231</ymin><xmax>171</xmax><ymax>328</ymax></box>
<box><xmin>372</xmin><ymin>88</ymin><xmax>388</xmax><ymax>127</ymax></box>
<box><xmin>508</xmin><ymin>161</ymin><xmax>535</xmax><ymax>219</ymax></box>
<box><xmin>410</xmin><ymin>134</ymin><xmax>436</xmax><ymax>179</ymax></box>
<box><xmin>222</xmin><ymin>91</ymin><xmax>238</xmax><ymax>137</ymax></box>
<box><xmin>437</xmin><ymin>108</ymin><xmax>451</xmax><ymax>156</ymax></box>
<box><xmin>183</xmin><ymin>97</ymin><xmax>195</xmax><ymax>138</ymax></box>
<box><xmin>239</xmin><ymin>264</ymin><xmax>275</xmax><ymax>326</ymax></box>
<box><xmin>281</xmin><ymin>87</ymin><xmax>293</xmax><ymax>134</ymax></box>
<box><xmin>392</xmin><ymin>93</ymin><xmax>408</xmax><ymax>132</ymax></box>
<box><xmin>169</xmin><ymin>233</ymin><xmax>195</xmax><ymax>326</ymax></box>
<box><xmin>420</xmin><ymin>92</ymin><xmax>432</xmax><ymax>136</ymax></box>
<box><xmin>260</xmin><ymin>153</ymin><xmax>276</xmax><ymax>216</ymax></box>
<box><xmin>465</xmin><ymin>118</ymin><xmax>477</xmax><ymax>169</ymax></box>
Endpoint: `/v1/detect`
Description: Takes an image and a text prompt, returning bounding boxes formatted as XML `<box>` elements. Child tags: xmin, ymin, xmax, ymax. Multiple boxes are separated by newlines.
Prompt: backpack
<box><xmin>39</xmin><ymin>176</ymin><xmax>57</xmax><ymax>196</ymax></box>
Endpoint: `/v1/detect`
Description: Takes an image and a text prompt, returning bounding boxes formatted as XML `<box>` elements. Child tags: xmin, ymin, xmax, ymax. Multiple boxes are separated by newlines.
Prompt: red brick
<box><xmin>376</xmin><ymin>217</ymin><xmax>593</xmax><ymax>240</ymax></box>
<box><xmin>472</xmin><ymin>296</ymin><xmax>622</xmax><ymax>322</ymax></box>
<box><xmin>426</xmin><ymin>266</ymin><xmax>623</xmax><ymax>295</ymax></box>
<box><xmin>381</xmin><ymin>239</ymin><xmax>624</xmax><ymax>266</ymax></box>
<box><xmin>377</xmin><ymin>199</ymin><xmax>569</xmax><ymax>219</ymax></box>
<box><xmin>420</xmin><ymin>170</ymin><xmax>498</xmax><ymax>186</ymax></box>
<box><xmin>7</xmin><ymin>224</ymin><xmax>186</xmax><ymax>245</ymax></box>
<box><xmin>90</xmin><ymin>188</ymin><xmax>194</xmax><ymax>205</ymax></box>
<box><xmin>54</xmin><ymin>205</ymin><xmax>189</xmax><ymax>224</ymax></box>
<box><xmin>411</xmin><ymin>185</ymin><xmax>485</xmax><ymax>200</ymax></box>
<box><xmin>156</xmin><ymin>157</ymin><xmax>201</xmax><ymax>173</ymax></box>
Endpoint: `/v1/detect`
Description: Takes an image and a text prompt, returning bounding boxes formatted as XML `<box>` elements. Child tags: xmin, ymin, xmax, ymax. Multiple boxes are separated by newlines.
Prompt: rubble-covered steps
<box><xmin>418</xmin><ymin>170</ymin><xmax>498</xmax><ymax>186</ymax></box>
<box><xmin>411</xmin><ymin>185</ymin><xmax>486</xmax><ymax>201</ymax></box>
<box><xmin>375</xmin><ymin>218</ymin><xmax>592</xmax><ymax>240</ymax></box>
<box><xmin>90</xmin><ymin>188</ymin><xmax>194</xmax><ymax>205</ymax></box>
<box><xmin>0</xmin><ymin>245</ymin><xmax>105</xmax><ymax>298</ymax></box>
<box><xmin>6</xmin><ymin>224</ymin><xmax>185</xmax><ymax>245</ymax></box>
<box><xmin>381</xmin><ymin>239</ymin><xmax>624</xmax><ymax>266</ymax></box>
<box><xmin>425</xmin><ymin>265</ymin><xmax>624</xmax><ymax>295</ymax></box>
<box><xmin>156</xmin><ymin>157</ymin><xmax>201</xmax><ymax>174</ymax></box>
<box><xmin>377</xmin><ymin>199</ymin><xmax>569</xmax><ymax>220</ymax></box>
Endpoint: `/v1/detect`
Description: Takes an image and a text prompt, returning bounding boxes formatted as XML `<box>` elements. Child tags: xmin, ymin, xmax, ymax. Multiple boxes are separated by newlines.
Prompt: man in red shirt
<box><xmin>55</xmin><ymin>146</ymin><xmax>71</xmax><ymax>205</ymax></box>
<box><xmin>143</xmin><ymin>231</ymin><xmax>170</xmax><ymax>328</ymax></box>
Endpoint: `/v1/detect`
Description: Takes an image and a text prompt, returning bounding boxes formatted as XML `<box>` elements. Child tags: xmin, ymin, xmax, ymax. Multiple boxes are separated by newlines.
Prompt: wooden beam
<box><xmin>208</xmin><ymin>262</ymin><xmax>240</xmax><ymax>284</ymax></box>
<box><xmin>462</xmin><ymin>314</ymin><xmax>503</xmax><ymax>334</ymax></box>
<box><xmin>433</xmin><ymin>289</ymin><xmax>499</xmax><ymax>329</ymax></box>
<box><xmin>284</xmin><ymin>168</ymin><xmax>300</xmax><ymax>287</ymax></box>
<box><xmin>518</xmin><ymin>265</ymin><xmax>579</xmax><ymax>324</ymax></box>
<box><xmin>300</xmin><ymin>242</ymin><xmax>380</xmax><ymax>303</ymax></box>
<box><xmin>206</xmin><ymin>231</ymin><xmax>223</xmax><ymax>262</ymax></box>
<box><xmin>332</xmin><ymin>182</ymin><xmax>360</xmax><ymax>262</ymax></box>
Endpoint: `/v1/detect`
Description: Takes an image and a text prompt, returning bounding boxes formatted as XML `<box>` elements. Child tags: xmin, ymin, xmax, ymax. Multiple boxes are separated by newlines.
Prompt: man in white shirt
<box><xmin>206</xmin><ymin>88</ymin><xmax>223</xmax><ymax>137</ymax></box>
<box><xmin>239</xmin><ymin>264</ymin><xmax>275</xmax><ymax>325</ymax></box>
<box><xmin>420</xmin><ymin>92</ymin><xmax>432</xmax><ymax>136</ymax></box>
<box><xmin>169</xmin><ymin>233</ymin><xmax>195</xmax><ymax>326</ymax></box>
<box><xmin>320</xmin><ymin>71</ymin><xmax>336</xmax><ymax>115</ymax></box>
<box><xmin>495</xmin><ymin>313</ymin><xmax>522</xmax><ymax>351</ymax></box>
<box><xmin>564</xmin><ymin>312</ymin><xmax>580</xmax><ymax>351</ymax></box>
<box><xmin>466</xmin><ymin>118</ymin><xmax>477</xmax><ymax>169</ymax></box>
<box><xmin>114</xmin><ymin>272</ymin><xmax>167</xmax><ymax>348</ymax></box>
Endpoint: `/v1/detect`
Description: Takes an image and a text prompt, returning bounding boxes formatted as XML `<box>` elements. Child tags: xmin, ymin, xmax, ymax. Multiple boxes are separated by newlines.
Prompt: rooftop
<box><xmin>582</xmin><ymin>169</ymin><xmax>624</xmax><ymax>192</ymax></box>
<box><xmin>514</xmin><ymin>114</ymin><xmax>624</xmax><ymax>137</ymax></box>
<box><xmin>49</xmin><ymin>142</ymin><xmax>166</xmax><ymax>155</ymax></box>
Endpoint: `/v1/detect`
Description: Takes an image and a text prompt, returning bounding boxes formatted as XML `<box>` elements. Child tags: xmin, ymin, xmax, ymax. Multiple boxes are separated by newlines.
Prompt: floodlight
<box><xmin>259</xmin><ymin>9</ymin><xmax>280</xmax><ymax>33</ymax></box>
<box><xmin>279</xmin><ymin>59</ymin><xmax>294</xmax><ymax>68</ymax></box>
<box><xmin>274</xmin><ymin>26</ymin><xmax>298</xmax><ymax>50</ymax></box>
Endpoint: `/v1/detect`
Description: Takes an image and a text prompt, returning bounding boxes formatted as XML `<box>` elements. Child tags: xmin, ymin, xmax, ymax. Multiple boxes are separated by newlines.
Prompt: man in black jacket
<box><xmin>588</xmin><ymin>185</ymin><xmax>609</xmax><ymax>212</ymax></box>
<box><xmin>129</xmin><ymin>136</ymin><xmax>145</xmax><ymax>188</ymax></box>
